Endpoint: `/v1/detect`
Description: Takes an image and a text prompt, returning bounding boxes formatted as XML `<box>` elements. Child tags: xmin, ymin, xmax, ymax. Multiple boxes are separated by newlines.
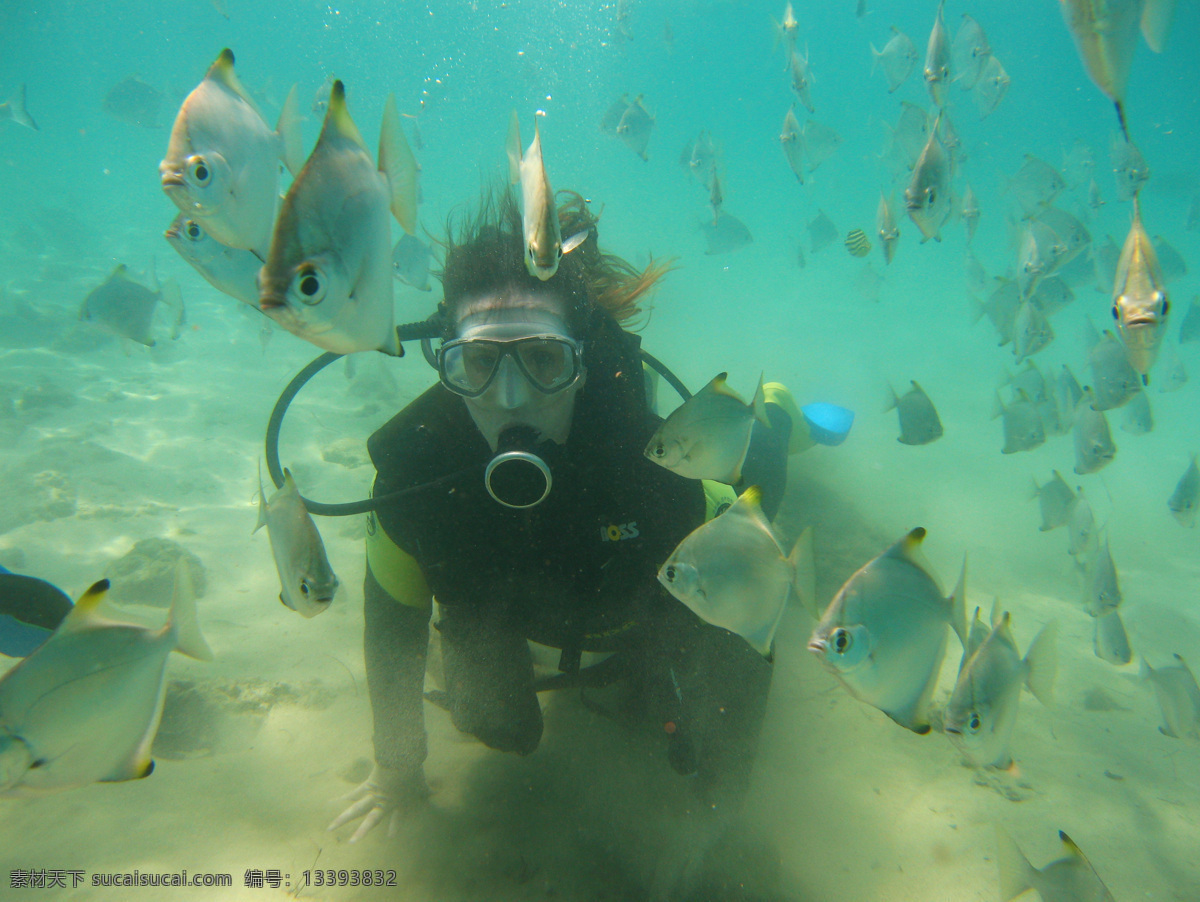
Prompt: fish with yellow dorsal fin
<box><xmin>809</xmin><ymin>527</ymin><xmax>967</xmax><ymax>733</ymax></box>
<box><xmin>996</xmin><ymin>827</ymin><xmax>1117</xmax><ymax>902</ymax></box>
<box><xmin>159</xmin><ymin>48</ymin><xmax>303</xmax><ymax>258</ymax></box>
<box><xmin>0</xmin><ymin>563</ymin><xmax>212</xmax><ymax>796</ymax></box>
<box><xmin>658</xmin><ymin>486</ymin><xmax>814</xmax><ymax>658</ymax></box>
<box><xmin>258</xmin><ymin>83</ymin><xmax>416</xmax><ymax>355</ymax></box>
<box><xmin>644</xmin><ymin>372</ymin><xmax>770</xmax><ymax>484</ymax></box>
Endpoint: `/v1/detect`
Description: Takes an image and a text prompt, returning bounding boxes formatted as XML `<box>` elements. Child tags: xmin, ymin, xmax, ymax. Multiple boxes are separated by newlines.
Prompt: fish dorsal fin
<box><xmin>884</xmin><ymin>526</ymin><xmax>927</xmax><ymax>565</ymax></box>
<box><xmin>60</xmin><ymin>579</ymin><xmax>110</xmax><ymax>631</ymax></box>
<box><xmin>379</xmin><ymin>94</ymin><xmax>418</xmax><ymax>234</ymax></box>
<box><xmin>282</xmin><ymin>467</ymin><xmax>300</xmax><ymax>494</ymax></box>
<box><xmin>206</xmin><ymin>48</ymin><xmax>259</xmax><ymax>115</ymax></box>
<box><xmin>1057</xmin><ymin>831</ymin><xmax>1087</xmax><ymax>862</ymax></box>
<box><xmin>323</xmin><ymin>80</ymin><xmax>368</xmax><ymax>155</ymax></box>
<box><xmin>704</xmin><ymin>372</ymin><xmax>741</xmax><ymax>402</ymax></box>
<box><xmin>732</xmin><ymin>484</ymin><xmax>765</xmax><ymax>517</ymax></box>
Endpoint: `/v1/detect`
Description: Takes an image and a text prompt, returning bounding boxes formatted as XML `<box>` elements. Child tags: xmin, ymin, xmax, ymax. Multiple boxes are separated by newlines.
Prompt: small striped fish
<box><xmin>845</xmin><ymin>228</ymin><xmax>872</xmax><ymax>257</ymax></box>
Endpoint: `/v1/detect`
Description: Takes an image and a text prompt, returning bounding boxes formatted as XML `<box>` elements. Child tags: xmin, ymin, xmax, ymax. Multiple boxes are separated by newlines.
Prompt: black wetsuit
<box><xmin>363</xmin><ymin>310</ymin><xmax>781</xmax><ymax>798</ymax></box>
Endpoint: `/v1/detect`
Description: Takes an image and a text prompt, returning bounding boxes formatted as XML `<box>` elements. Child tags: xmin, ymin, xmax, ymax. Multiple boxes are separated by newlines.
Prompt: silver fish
<box><xmin>391</xmin><ymin>233</ymin><xmax>433</xmax><ymax>292</ymax></box>
<box><xmin>160</xmin><ymin>49</ymin><xmax>303</xmax><ymax>258</ymax></box>
<box><xmin>773</xmin><ymin>2</ymin><xmax>800</xmax><ymax>51</ymax></box>
<box><xmin>904</xmin><ymin>114</ymin><xmax>949</xmax><ymax>242</ymax></box>
<box><xmin>1088</xmin><ymin>330</ymin><xmax>1142</xmax><ymax>410</ymax></box>
<box><xmin>103</xmin><ymin>75</ymin><xmax>165</xmax><ymax>128</ymax></box>
<box><xmin>79</xmin><ymin>264</ymin><xmax>183</xmax><ymax>348</ymax></box>
<box><xmin>944</xmin><ymin>611</ymin><xmax>1056</xmax><ymax>769</ymax></box>
<box><xmin>255</xmin><ymin>466</ymin><xmax>339</xmax><ymax>618</ymax></box>
<box><xmin>1006</xmin><ymin>361</ymin><xmax>1047</xmax><ymax>403</ymax></box>
<box><xmin>1073</xmin><ymin>389</ymin><xmax>1117</xmax><ymax>474</ymax></box>
<box><xmin>1094</xmin><ymin>608</ymin><xmax>1132</xmax><ymax>665</ymax></box>
<box><xmin>1068</xmin><ymin>486</ymin><xmax>1097</xmax><ymax>559</ymax></box>
<box><xmin>679</xmin><ymin>130</ymin><xmax>718</xmax><ymax>186</ymax></box>
<box><xmin>1016</xmin><ymin>220</ymin><xmax>1061</xmax><ymax>299</ymax></box>
<box><xmin>801</xmin><ymin>118</ymin><xmax>841</xmax><ymax>171</ymax></box>
<box><xmin>877</xmin><ymin>192</ymin><xmax>899</xmax><ymax>265</ymax></box>
<box><xmin>1010</xmin><ymin>155</ymin><xmax>1066</xmax><ymax>217</ymax></box>
<box><xmin>1012</xmin><ymin>298</ymin><xmax>1054</xmax><ymax>363</ymax></box>
<box><xmin>645</xmin><ymin>373</ymin><xmax>768</xmax><ymax>484</ymax></box>
<box><xmin>1031</xmin><ymin>276</ymin><xmax>1075</xmax><ymax>318</ymax></box>
<box><xmin>1168</xmin><ymin>455</ymin><xmax>1200</xmax><ymax>527</ymax></box>
<box><xmin>808</xmin><ymin>208</ymin><xmax>838</xmax><ymax>253</ymax></box>
<box><xmin>600</xmin><ymin>94</ymin><xmax>630</xmax><ymax>135</ymax></box>
<box><xmin>1111</xmin><ymin>134</ymin><xmax>1151</xmax><ymax>201</ymax></box>
<box><xmin>996</xmin><ymin>828</ymin><xmax>1117</xmax><ymax>902</ymax></box>
<box><xmin>0</xmin><ymin>566</ymin><xmax>212</xmax><ymax>796</ymax></box>
<box><xmin>1085</xmin><ymin>535</ymin><xmax>1130</xmax><ymax>665</ymax></box>
<box><xmin>1034</xmin><ymin>471</ymin><xmax>1076</xmax><ymax>532</ymax></box>
<box><xmin>701</xmin><ymin>211</ymin><xmax>753</xmax><ymax>255</ymax></box>
<box><xmin>1150</xmin><ymin>235</ymin><xmax>1187</xmax><ymax>285</ymax></box>
<box><xmin>259</xmin><ymin>84</ymin><xmax>416</xmax><ymax>355</ymax></box>
<box><xmin>1179</xmin><ymin>296</ymin><xmax>1200</xmax><ymax>344</ymax></box>
<box><xmin>1088</xmin><ymin>178</ymin><xmax>1106</xmax><ymax>210</ymax></box>
<box><xmin>1119</xmin><ymin>389</ymin><xmax>1152</xmax><ymax>433</ymax></box>
<box><xmin>994</xmin><ymin>389</ymin><xmax>1045</xmax><ymax>455</ymax></box>
<box><xmin>0</xmin><ymin>84</ymin><xmax>37</xmax><ymax>130</ymax></box>
<box><xmin>971</xmin><ymin>54</ymin><xmax>1010</xmax><ymax>118</ymax></box>
<box><xmin>779</xmin><ymin>107</ymin><xmax>805</xmax><ymax>184</ymax></box>
<box><xmin>887</xmin><ymin>381</ymin><xmax>942</xmax><ymax>445</ymax></box>
<box><xmin>1112</xmin><ymin>198</ymin><xmax>1169</xmax><ymax>379</ymax></box>
<box><xmin>659</xmin><ymin>487</ymin><xmax>813</xmax><ymax>658</ymax></box>
<box><xmin>871</xmin><ymin>27</ymin><xmax>918</xmax><ymax>93</ymax></box>
<box><xmin>508</xmin><ymin>113</ymin><xmax>588</xmax><ymax>281</ymax></box>
<box><xmin>976</xmin><ymin>277</ymin><xmax>1020</xmax><ymax>346</ymax></box>
<box><xmin>1143</xmin><ymin>654</ymin><xmax>1200</xmax><ymax>739</ymax></box>
<box><xmin>951</xmin><ymin>14</ymin><xmax>991</xmax><ymax>90</ymax></box>
<box><xmin>923</xmin><ymin>0</ymin><xmax>951</xmax><ymax>107</ymax></box>
<box><xmin>615</xmin><ymin>95</ymin><xmax>655</xmax><ymax>161</ymax></box>
<box><xmin>809</xmin><ymin>527</ymin><xmax>966</xmax><ymax>734</ymax></box>
<box><xmin>788</xmin><ymin>47</ymin><xmax>815</xmax><ymax>113</ymax></box>
<box><xmin>961</xmin><ymin>184</ymin><xmax>980</xmax><ymax>244</ymax></box>
<box><xmin>887</xmin><ymin>101</ymin><xmax>931</xmax><ymax>170</ymax></box>
<box><xmin>164</xmin><ymin>213</ymin><xmax>261</xmax><ymax>307</ymax></box>
<box><xmin>1038</xmin><ymin>207</ymin><xmax>1092</xmax><ymax>269</ymax></box>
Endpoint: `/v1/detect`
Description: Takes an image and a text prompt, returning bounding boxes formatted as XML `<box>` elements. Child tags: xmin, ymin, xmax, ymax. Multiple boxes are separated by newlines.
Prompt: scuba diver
<box><xmin>328</xmin><ymin>190</ymin><xmax>850</xmax><ymax>846</ymax></box>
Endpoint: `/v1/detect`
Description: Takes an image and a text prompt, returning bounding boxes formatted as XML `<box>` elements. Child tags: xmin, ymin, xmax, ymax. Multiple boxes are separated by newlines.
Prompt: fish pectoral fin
<box><xmin>101</xmin><ymin>755</ymin><xmax>155</xmax><ymax>783</ymax></box>
<box><xmin>561</xmin><ymin>230</ymin><xmax>589</xmax><ymax>256</ymax></box>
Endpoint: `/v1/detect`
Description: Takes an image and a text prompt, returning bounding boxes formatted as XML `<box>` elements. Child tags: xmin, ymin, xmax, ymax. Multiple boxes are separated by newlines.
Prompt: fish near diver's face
<box><xmin>526</xmin><ymin>234</ymin><xmax>562</xmax><ymax>281</ymax></box>
<box><xmin>1114</xmin><ymin>287</ymin><xmax>1169</xmax><ymax>374</ymax></box>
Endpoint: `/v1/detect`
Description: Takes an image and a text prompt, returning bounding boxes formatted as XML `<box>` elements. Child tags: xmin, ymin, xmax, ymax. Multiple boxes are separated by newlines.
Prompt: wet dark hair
<box><xmin>436</xmin><ymin>187</ymin><xmax>673</xmax><ymax>339</ymax></box>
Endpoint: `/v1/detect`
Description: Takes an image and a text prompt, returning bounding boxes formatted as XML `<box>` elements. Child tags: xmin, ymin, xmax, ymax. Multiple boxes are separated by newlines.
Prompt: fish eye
<box><xmin>187</xmin><ymin>156</ymin><xmax>213</xmax><ymax>187</ymax></box>
<box><xmin>968</xmin><ymin>712</ymin><xmax>981</xmax><ymax>732</ymax></box>
<box><xmin>664</xmin><ymin>565</ymin><xmax>676</xmax><ymax>582</ymax></box>
<box><xmin>926</xmin><ymin>187</ymin><xmax>937</xmax><ymax>206</ymax></box>
<box><xmin>293</xmin><ymin>265</ymin><xmax>326</xmax><ymax>306</ymax></box>
<box><xmin>1158</xmin><ymin>295</ymin><xmax>1169</xmax><ymax>316</ymax></box>
<box><xmin>651</xmin><ymin>444</ymin><xmax>665</xmax><ymax>458</ymax></box>
<box><xmin>184</xmin><ymin>220</ymin><xmax>202</xmax><ymax>241</ymax></box>
<box><xmin>300</xmin><ymin>580</ymin><xmax>311</xmax><ymax>596</ymax></box>
<box><xmin>831</xmin><ymin>627</ymin><xmax>852</xmax><ymax>654</ymax></box>
<box><xmin>1111</xmin><ymin>304</ymin><xmax>1119</xmax><ymax>320</ymax></box>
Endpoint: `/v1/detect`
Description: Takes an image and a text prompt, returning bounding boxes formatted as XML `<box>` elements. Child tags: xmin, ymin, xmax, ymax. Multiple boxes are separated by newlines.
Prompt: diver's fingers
<box><xmin>327</xmin><ymin>796</ymin><xmax>376</xmax><ymax>832</ymax></box>
<box><xmin>349</xmin><ymin>806</ymin><xmax>386</xmax><ymax>844</ymax></box>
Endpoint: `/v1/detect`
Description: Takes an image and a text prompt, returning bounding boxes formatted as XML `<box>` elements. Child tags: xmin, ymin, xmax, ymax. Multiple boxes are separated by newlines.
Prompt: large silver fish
<box><xmin>0</xmin><ymin>566</ymin><xmax>212</xmax><ymax>796</ymax></box>
<box><xmin>1142</xmin><ymin>654</ymin><xmax>1200</xmax><ymax>739</ymax></box>
<box><xmin>944</xmin><ymin>609</ymin><xmax>1056</xmax><ymax>769</ymax></box>
<box><xmin>809</xmin><ymin>527</ymin><xmax>966</xmax><ymax>734</ymax></box>
<box><xmin>80</xmin><ymin>264</ymin><xmax>183</xmax><ymax>347</ymax></box>
<box><xmin>951</xmin><ymin>14</ymin><xmax>991</xmax><ymax>89</ymax></box>
<box><xmin>904</xmin><ymin>115</ymin><xmax>950</xmax><ymax>243</ymax></box>
<box><xmin>701</xmin><ymin>212</ymin><xmax>753</xmax><ymax>256</ymax></box>
<box><xmin>508</xmin><ymin>113</ymin><xmax>588</xmax><ymax>281</ymax></box>
<box><xmin>1112</xmin><ymin>197</ymin><xmax>1170</xmax><ymax>380</ymax></box>
<box><xmin>996</xmin><ymin>828</ymin><xmax>1117</xmax><ymax>902</ymax></box>
<box><xmin>886</xmin><ymin>381</ymin><xmax>942</xmax><ymax>445</ymax></box>
<box><xmin>994</xmin><ymin>390</ymin><xmax>1046</xmax><ymax>455</ymax></box>
<box><xmin>658</xmin><ymin>487</ymin><xmax>814</xmax><ymax>658</ymax></box>
<box><xmin>1033</xmin><ymin>471</ymin><xmax>1076</xmax><ymax>532</ymax></box>
<box><xmin>971</xmin><ymin>55</ymin><xmax>1010</xmax><ymax>118</ymax></box>
<box><xmin>164</xmin><ymin>213</ymin><xmax>261</xmax><ymax>307</ymax></box>
<box><xmin>255</xmin><ymin>466</ymin><xmax>339</xmax><ymax>618</ymax></box>
<box><xmin>923</xmin><ymin>0</ymin><xmax>951</xmax><ymax>107</ymax></box>
<box><xmin>259</xmin><ymin>83</ymin><xmax>416</xmax><ymax>355</ymax></box>
<box><xmin>615</xmin><ymin>95</ymin><xmax>655</xmax><ymax>161</ymax></box>
<box><xmin>645</xmin><ymin>373</ymin><xmax>768</xmax><ymax>484</ymax></box>
<box><xmin>1168</xmin><ymin>455</ymin><xmax>1199</xmax><ymax>527</ymax></box>
<box><xmin>159</xmin><ymin>49</ymin><xmax>302</xmax><ymax>258</ymax></box>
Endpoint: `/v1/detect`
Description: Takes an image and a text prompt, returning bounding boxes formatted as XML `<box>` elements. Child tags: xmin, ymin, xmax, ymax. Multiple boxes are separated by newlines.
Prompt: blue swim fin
<box><xmin>801</xmin><ymin>402</ymin><xmax>855</xmax><ymax>446</ymax></box>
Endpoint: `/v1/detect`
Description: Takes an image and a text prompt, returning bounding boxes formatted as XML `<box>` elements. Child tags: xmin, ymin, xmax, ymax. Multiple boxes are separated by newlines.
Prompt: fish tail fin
<box><xmin>788</xmin><ymin>527</ymin><xmax>818</xmax><ymax>619</ymax></box>
<box><xmin>506</xmin><ymin>110</ymin><xmax>522</xmax><ymax>185</ymax></box>
<box><xmin>883</xmin><ymin>383</ymin><xmax>899</xmax><ymax>413</ymax></box>
<box><xmin>379</xmin><ymin>94</ymin><xmax>419</xmax><ymax>234</ymax></box>
<box><xmin>7</xmin><ymin>84</ymin><xmax>37</xmax><ymax>130</ymax></box>
<box><xmin>869</xmin><ymin>43</ymin><xmax>881</xmax><ymax>74</ymax></box>
<box><xmin>167</xmin><ymin>560</ymin><xmax>213</xmax><ymax>662</ymax></box>
<box><xmin>948</xmin><ymin>557</ymin><xmax>968</xmax><ymax>648</ymax></box>
<box><xmin>277</xmin><ymin>83</ymin><xmax>304</xmax><ymax>177</ymax></box>
<box><xmin>1024</xmin><ymin>620</ymin><xmax>1057</xmax><ymax>707</ymax></box>
<box><xmin>750</xmin><ymin>373</ymin><xmax>770</xmax><ymax>426</ymax></box>
<box><xmin>994</xmin><ymin>826</ymin><xmax>1035</xmax><ymax>902</ymax></box>
<box><xmin>254</xmin><ymin>460</ymin><xmax>268</xmax><ymax>534</ymax></box>
<box><xmin>990</xmin><ymin>390</ymin><xmax>1005</xmax><ymax>421</ymax></box>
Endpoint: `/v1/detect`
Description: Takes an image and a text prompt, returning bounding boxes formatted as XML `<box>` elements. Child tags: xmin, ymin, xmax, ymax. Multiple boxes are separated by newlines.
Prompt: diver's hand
<box><xmin>326</xmin><ymin>763</ymin><xmax>427</xmax><ymax>843</ymax></box>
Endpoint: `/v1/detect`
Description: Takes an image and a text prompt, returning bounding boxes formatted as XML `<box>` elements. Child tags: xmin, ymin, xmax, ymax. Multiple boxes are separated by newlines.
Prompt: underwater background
<box><xmin>1</xmin><ymin>0</ymin><xmax>1199</xmax><ymax>898</ymax></box>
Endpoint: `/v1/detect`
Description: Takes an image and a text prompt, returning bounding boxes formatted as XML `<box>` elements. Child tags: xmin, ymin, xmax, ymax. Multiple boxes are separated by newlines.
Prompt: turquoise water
<box><xmin>1</xmin><ymin>1</ymin><xmax>1199</xmax><ymax>899</ymax></box>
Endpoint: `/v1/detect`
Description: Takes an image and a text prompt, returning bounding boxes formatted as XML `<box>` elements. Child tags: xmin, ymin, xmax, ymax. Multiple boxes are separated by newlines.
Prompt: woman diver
<box><xmin>328</xmin><ymin>190</ymin><xmax>833</xmax><ymax>848</ymax></box>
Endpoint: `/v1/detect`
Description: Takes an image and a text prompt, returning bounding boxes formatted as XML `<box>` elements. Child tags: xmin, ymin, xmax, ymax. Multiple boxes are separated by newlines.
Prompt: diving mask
<box><xmin>437</xmin><ymin>334</ymin><xmax>584</xmax><ymax>398</ymax></box>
